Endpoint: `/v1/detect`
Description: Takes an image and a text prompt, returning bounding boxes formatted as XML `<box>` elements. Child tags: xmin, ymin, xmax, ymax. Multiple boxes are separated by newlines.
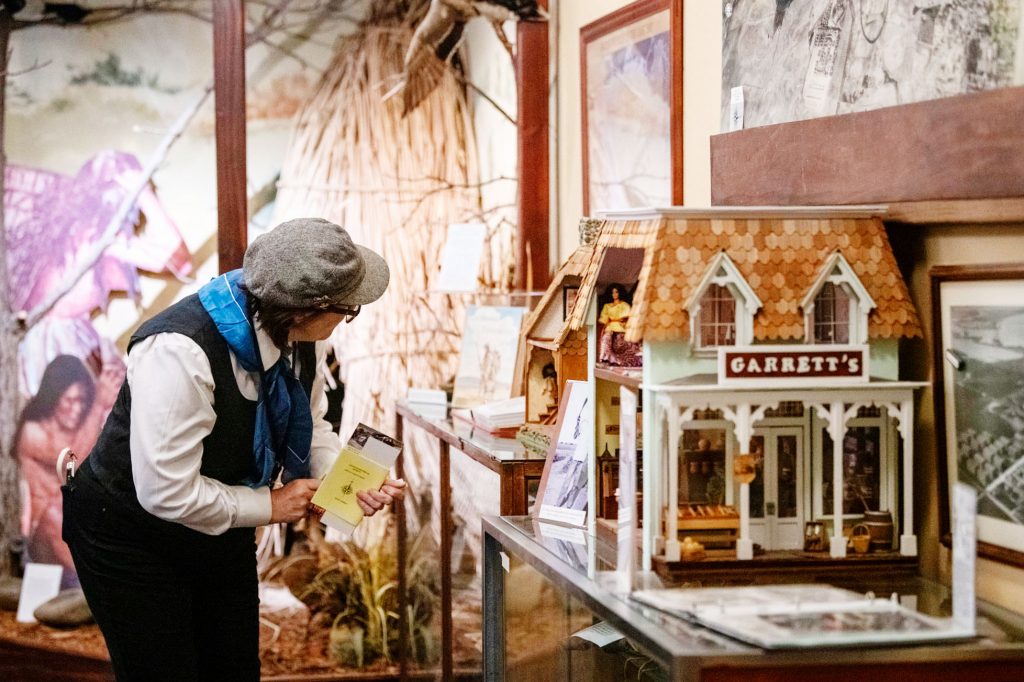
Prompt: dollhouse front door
<box><xmin>748</xmin><ymin>427</ymin><xmax>804</xmax><ymax>550</ymax></box>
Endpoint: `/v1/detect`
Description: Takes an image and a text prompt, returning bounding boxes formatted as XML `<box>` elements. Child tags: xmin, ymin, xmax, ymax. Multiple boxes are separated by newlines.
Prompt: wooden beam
<box><xmin>516</xmin><ymin>15</ymin><xmax>550</xmax><ymax>291</ymax></box>
<box><xmin>885</xmin><ymin>198</ymin><xmax>1024</xmax><ymax>225</ymax></box>
<box><xmin>711</xmin><ymin>87</ymin><xmax>1024</xmax><ymax>207</ymax></box>
<box><xmin>214</xmin><ymin>0</ymin><xmax>248</xmax><ymax>273</ymax></box>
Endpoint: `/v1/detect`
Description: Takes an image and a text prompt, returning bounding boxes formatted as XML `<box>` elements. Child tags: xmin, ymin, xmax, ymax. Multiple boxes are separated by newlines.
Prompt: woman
<box><xmin>597</xmin><ymin>283</ymin><xmax>641</xmax><ymax>366</ymax></box>
<box><xmin>63</xmin><ymin>218</ymin><xmax>406</xmax><ymax>681</ymax></box>
<box><xmin>16</xmin><ymin>354</ymin><xmax>117</xmax><ymax>580</ymax></box>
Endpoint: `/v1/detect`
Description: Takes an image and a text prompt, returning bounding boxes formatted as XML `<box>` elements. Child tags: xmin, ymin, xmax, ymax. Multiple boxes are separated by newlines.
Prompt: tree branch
<box><xmin>452</xmin><ymin>69</ymin><xmax>516</xmax><ymax>126</ymax></box>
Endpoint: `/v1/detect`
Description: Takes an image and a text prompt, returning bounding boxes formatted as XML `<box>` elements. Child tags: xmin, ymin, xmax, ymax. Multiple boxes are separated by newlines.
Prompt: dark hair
<box><xmin>21</xmin><ymin>355</ymin><xmax>96</xmax><ymax>424</ymax></box>
<box><xmin>542</xmin><ymin>363</ymin><xmax>557</xmax><ymax>379</ymax></box>
<box><xmin>240</xmin><ymin>283</ymin><xmax>300</xmax><ymax>350</ymax></box>
<box><xmin>605</xmin><ymin>282</ymin><xmax>631</xmax><ymax>305</ymax></box>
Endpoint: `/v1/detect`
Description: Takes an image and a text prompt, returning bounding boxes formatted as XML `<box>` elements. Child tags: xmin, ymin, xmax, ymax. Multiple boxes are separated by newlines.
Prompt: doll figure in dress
<box><xmin>540</xmin><ymin>362</ymin><xmax>559</xmax><ymax>423</ymax></box>
<box><xmin>598</xmin><ymin>283</ymin><xmax>642</xmax><ymax>367</ymax></box>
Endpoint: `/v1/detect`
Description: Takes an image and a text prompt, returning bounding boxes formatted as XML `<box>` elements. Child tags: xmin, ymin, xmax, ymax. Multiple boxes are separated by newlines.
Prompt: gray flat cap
<box><xmin>243</xmin><ymin>217</ymin><xmax>390</xmax><ymax>308</ymax></box>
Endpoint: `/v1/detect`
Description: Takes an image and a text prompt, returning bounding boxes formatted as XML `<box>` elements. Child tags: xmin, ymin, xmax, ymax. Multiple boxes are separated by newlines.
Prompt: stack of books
<box><xmin>452</xmin><ymin>395</ymin><xmax>525</xmax><ymax>436</ymax></box>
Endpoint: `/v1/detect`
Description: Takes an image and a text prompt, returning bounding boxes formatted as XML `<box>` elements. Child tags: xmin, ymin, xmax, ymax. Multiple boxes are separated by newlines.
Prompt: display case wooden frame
<box><xmin>931</xmin><ymin>262</ymin><xmax>1024</xmax><ymax>569</ymax></box>
<box><xmin>580</xmin><ymin>0</ymin><xmax>683</xmax><ymax>214</ymax></box>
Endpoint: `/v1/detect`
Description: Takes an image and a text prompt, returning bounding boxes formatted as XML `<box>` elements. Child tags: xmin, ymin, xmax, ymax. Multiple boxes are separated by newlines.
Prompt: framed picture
<box><xmin>580</xmin><ymin>0</ymin><xmax>683</xmax><ymax>215</ymax></box>
<box><xmin>931</xmin><ymin>263</ymin><xmax>1024</xmax><ymax>568</ymax></box>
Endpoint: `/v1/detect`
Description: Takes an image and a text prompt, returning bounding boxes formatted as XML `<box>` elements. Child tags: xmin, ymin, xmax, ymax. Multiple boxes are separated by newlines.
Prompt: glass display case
<box><xmin>483</xmin><ymin>515</ymin><xmax>1024</xmax><ymax>682</ymax></box>
<box><xmin>395</xmin><ymin>401</ymin><xmax>548</xmax><ymax>680</ymax></box>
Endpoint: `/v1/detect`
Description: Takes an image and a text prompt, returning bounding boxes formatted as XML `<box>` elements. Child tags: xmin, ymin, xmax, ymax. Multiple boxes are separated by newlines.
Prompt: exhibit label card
<box><xmin>436</xmin><ymin>222</ymin><xmax>486</xmax><ymax>292</ymax></box>
<box><xmin>573</xmin><ymin>621</ymin><xmax>625</xmax><ymax>647</ymax></box>
<box><xmin>16</xmin><ymin>563</ymin><xmax>63</xmax><ymax>623</ymax></box>
<box><xmin>951</xmin><ymin>482</ymin><xmax>976</xmax><ymax>631</ymax></box>
<box><xmin>536</xmin><ymin>380</ymin><xmax>590</xmax><ymax>528</ymax></box>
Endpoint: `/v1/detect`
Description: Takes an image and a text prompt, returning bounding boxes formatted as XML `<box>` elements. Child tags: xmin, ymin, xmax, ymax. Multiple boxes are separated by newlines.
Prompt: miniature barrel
<box><xmin>863</xmin><ymin>510</ymin><xmax>894</xmax><ymax>550</ymax></box>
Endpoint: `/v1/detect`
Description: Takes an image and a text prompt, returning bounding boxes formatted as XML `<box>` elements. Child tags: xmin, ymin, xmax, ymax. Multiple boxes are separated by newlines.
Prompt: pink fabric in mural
<box><xmin>4</xmin><ymin>150</ymin><xmax>192</xmax><ymax>318</ymax></box>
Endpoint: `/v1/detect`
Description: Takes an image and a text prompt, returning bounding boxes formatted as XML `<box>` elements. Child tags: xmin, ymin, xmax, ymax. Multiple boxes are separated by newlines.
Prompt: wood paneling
<box><xmin>517</xmin><ymin>18</ymin><xmax>550</xmax><ymax>290</ymax></box>
<box><xmin>886</xmin><ymin>198</ymin><xmax>1024</xmax><ymax>225</ymax></box>
<box><xmin>213</xmin><ymin>0</ymin><xmax>248</xmax><ymax>273</ymax></box>
<box><xmin>711</xmin><ymin>87</ymin><xmax>1024</xmax><ymax>207</ymax></box>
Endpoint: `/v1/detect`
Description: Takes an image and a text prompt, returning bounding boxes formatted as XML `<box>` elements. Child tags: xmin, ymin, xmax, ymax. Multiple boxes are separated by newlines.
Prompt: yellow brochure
<box><xmin>310</xmin><ymin>423</ymin><xmax>402</xmax><ymax>536</ymax></box>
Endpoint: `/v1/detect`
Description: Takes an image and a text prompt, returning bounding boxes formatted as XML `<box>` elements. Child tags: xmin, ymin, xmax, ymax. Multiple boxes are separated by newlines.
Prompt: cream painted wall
<box><xmin>554</xmin><ymin>0</ymin><xmax>721</xmax><ymax>264</ymax></box>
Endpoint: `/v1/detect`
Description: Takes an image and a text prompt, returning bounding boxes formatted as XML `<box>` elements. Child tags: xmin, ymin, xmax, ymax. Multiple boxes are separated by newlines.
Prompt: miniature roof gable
<box><xmin>574</xmin><ymin>208</ymin><xmax>922</xmax><ymax>344</ymax></box>
<box><xmin>566</xmin><ymin>217</ymin><xmax>660</xmax><ymax>340</ymax></box>
<box><xmin>685</xmin><ymin>251</ymin><xmax>763</xmax><ymax>313</ymax></box>
<box><xmin>800</xmin><ymin>251</ymin><xmax>876</xmax><ymax>313</ymax></box>
<box><xmin>523</xmin><ymin>241</ymin><xmax>594</xmax><ymax>356</ymax></box>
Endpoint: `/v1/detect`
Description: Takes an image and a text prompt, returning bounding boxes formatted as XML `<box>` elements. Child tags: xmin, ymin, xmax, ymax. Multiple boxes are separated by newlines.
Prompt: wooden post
<box><xmin>0</xmin><ymin>9</ymin><xmax>23</xmax><ymax>579</ymax></box>
<box><xmin>516</xmin><ymin>12</ymin><xmax>550</xmax><ymax>291</ymax></box>
<box><xmin>213</xmin><ymin>0</ymin><xmax>248</xmax><ymax>273</ymax></box>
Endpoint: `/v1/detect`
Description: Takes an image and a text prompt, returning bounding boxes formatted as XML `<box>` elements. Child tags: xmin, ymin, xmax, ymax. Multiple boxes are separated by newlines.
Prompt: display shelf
<box><xmin>594</xmin><ymin>365</ymin><xmax>643</xmax><ymax>390</ymax></box>
<box><xmin>483</xmin><ymin>515</ymin><xmax>1024</xmax><ymax>682</ymax></box>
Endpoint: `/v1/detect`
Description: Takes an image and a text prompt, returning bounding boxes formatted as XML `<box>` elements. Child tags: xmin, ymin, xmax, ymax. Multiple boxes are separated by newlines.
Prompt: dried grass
<box><xmin>272</xmin><ymin>19</ymin><xmax>514</xmax><ymax>548</ymax></box>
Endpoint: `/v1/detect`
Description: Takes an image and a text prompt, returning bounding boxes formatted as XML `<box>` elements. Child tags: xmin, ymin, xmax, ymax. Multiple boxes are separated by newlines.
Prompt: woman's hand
<box><xmin>270</xmin><ymin>478</ymin><xmax>320</xmax><ymax>523</ymax></box>
<box><xmin>356</xmin><ymin>478</ymin><xmax>407</xmax><ymax>516</ymax></box>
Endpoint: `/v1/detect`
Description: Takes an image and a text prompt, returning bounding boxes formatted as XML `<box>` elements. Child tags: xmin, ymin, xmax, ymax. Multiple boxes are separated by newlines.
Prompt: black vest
<box><xmin>83</xmin><ymin>294</ymin><xmax>316</xmax><ymax>529</ymax></box>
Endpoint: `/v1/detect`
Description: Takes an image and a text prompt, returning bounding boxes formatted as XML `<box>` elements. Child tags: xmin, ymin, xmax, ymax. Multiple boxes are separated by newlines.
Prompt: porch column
<box><xmin>896</xmin><ymin>399</ymin><xmax>918</xmax><ymax>556</ymax></box>
<box><xmin>664</xmin><ymin>400</ymin><xmax>682</xmax><ymax>561</ymax></box>
<box><xmin>732</xmin><ymin>403</ymin><xmax>754</xmax><ymax>561</ymax></box>
<box><xmin>826</xmin><ymin>402</ymin><xmax>847</xmax><ymax>558</ymax></box>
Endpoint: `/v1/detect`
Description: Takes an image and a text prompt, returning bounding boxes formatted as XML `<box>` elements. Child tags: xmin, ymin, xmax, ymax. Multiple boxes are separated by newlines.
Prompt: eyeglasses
<box><xmin>316</xmin><ymin>303</ymin><xmax>361</xmax><ymax>323</ymax></box>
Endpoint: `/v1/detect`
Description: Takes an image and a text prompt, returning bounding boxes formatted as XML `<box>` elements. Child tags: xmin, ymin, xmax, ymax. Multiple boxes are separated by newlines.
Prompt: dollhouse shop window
<box><xmin>698</xmin><ymin>284</ymin><xmax>737</xmax><ymax>347</ymax></box>
<box><xmin>822</xmin><ymin>426</ymin><xmax>881</xmax><ymax>516</ymax></box>
<box><xmin>813</xmin><ymin>282</ymin><xmax>851</xmax><ymax>344</ymax></box>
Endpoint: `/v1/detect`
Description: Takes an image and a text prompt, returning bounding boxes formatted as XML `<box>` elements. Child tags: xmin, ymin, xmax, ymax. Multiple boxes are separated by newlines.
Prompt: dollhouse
<box><xmin>520</xmin><ymin>224</ymin><xmax>595</xmax><ymax>425</ymax></box>
<box><xmin>561</xmin><ymin>207</ymin><xmax>926</xmax><ymax>568</ymax></box>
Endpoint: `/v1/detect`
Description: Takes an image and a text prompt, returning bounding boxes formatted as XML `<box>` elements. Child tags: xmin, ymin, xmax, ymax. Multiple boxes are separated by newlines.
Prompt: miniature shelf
<box><xmin>594</xmin><ymin>365</ymin><xmax>642</xmax><ymax>390</ymax></box>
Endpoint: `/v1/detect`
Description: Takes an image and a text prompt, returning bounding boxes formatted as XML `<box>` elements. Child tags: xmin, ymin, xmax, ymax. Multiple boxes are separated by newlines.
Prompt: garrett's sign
<box><xmin>718</xmin><ymin>345</ymin><xmax>870</xmax><ymax>386</ymax></box>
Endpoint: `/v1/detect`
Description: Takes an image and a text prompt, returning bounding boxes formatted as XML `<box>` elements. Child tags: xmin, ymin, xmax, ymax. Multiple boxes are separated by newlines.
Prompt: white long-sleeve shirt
<box><xmin>127</xmin><ymin>324</ymin><xmax>340</xmax><ymax>535</ymax></box>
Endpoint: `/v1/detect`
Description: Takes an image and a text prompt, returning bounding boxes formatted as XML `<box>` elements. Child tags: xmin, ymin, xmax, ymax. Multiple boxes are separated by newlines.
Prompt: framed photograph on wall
<box><xmin>562</xmin><ymin>284</ymin><xmax>579</xmax><ymax>321</ymax></box>
<box><xmin>581</xmin><ymin>0</ymin><xmax>683</xmax><ymax>215</ymax></box>
<box><xmin>931</xmin><ymin>263</ymin><xmax>1024</xmax><ymax>568</ymax></box>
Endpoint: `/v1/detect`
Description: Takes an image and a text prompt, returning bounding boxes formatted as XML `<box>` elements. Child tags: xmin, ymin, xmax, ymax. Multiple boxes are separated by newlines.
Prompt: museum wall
<box><xmin>554</xmin><ymin>1</ymin><xmax>1023</xmax><ymax>613</ymax></box>
<box><xmin>903</xmin><ymin>223</ymin><xmax>1024</xmax><ymax>612</ymax></box>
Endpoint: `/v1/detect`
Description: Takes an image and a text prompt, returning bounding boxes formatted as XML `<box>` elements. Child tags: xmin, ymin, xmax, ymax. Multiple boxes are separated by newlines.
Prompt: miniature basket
<box><xmin>850</xmin><ymin>523</ymin><xmax>872</xmax><ymax>554</ymax></box>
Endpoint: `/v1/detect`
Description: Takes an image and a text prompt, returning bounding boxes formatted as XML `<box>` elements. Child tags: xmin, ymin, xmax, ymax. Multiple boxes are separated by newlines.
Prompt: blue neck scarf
<box><xmin>197</xmin><ymin>270</ymin><xmax>312</xmax><ymax>487</ymax></box>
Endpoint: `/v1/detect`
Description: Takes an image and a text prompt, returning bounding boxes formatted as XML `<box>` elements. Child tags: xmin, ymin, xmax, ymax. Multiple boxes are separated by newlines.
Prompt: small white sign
<box><xmin>537</xmin><ymin>520</ymin><xmax>587</xmax><ymax>544</ymax></box>
<box><xmin>573</xmin><ymin>621</ymin><xmax>625</xmax><ymax>647</ymax></box>
<box><xmin>16</xmin><ymin>563</ymin><xmax>63</xmax><ymax>623</ymax></box>
<box><xmin>729</xmin><ymin>86</ymin><xmax>745</xmax><ymax>132</ymax></box>
<box><xmin>499</xmin><ymin>551</ymin><xmax>510</xmax><ymax>573</ymax></box>
<box><xmin>436</xmin><ymin>223</ymin><xmax>487</xmax><ymax>292</ymax></box>
<box><xmin>951</xmin><ymin>482</ymin><xmax>976</xmax><ymax>632</ymax></box>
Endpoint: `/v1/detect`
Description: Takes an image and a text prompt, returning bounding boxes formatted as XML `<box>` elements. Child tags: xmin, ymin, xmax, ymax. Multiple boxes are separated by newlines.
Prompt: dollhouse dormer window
<box><xmin>687</xmin><ymin>252</ymin><xmax>761</xmax><ymax>351</ymax></box>
<box><xmin>699</xmin><ymin>284</ymin><xmax>736</xmax><ymax>347</ymax></box>
<box><xmin>801</xmin><ymin>252</ymin><xmax>875</xmax><ymax>345</ymax></box>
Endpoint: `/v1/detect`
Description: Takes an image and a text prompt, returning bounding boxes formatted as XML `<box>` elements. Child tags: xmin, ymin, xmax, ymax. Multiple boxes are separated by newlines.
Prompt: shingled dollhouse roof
<box><xmin>568</xmin><ymin>207</ymin><xmax>923</xmax><ymax>344</ymax></box>
<box><xmin>523</xmin><ymin>240</ymin><xmax>594</xmax><ymax>357</ymax></box>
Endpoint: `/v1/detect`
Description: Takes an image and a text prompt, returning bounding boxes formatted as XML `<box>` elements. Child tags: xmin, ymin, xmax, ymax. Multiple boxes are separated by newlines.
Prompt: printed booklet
<box><xmin>309</xmin><ymin>423</ymin><xmax>402</xmax><ymax>536</ymax></box>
